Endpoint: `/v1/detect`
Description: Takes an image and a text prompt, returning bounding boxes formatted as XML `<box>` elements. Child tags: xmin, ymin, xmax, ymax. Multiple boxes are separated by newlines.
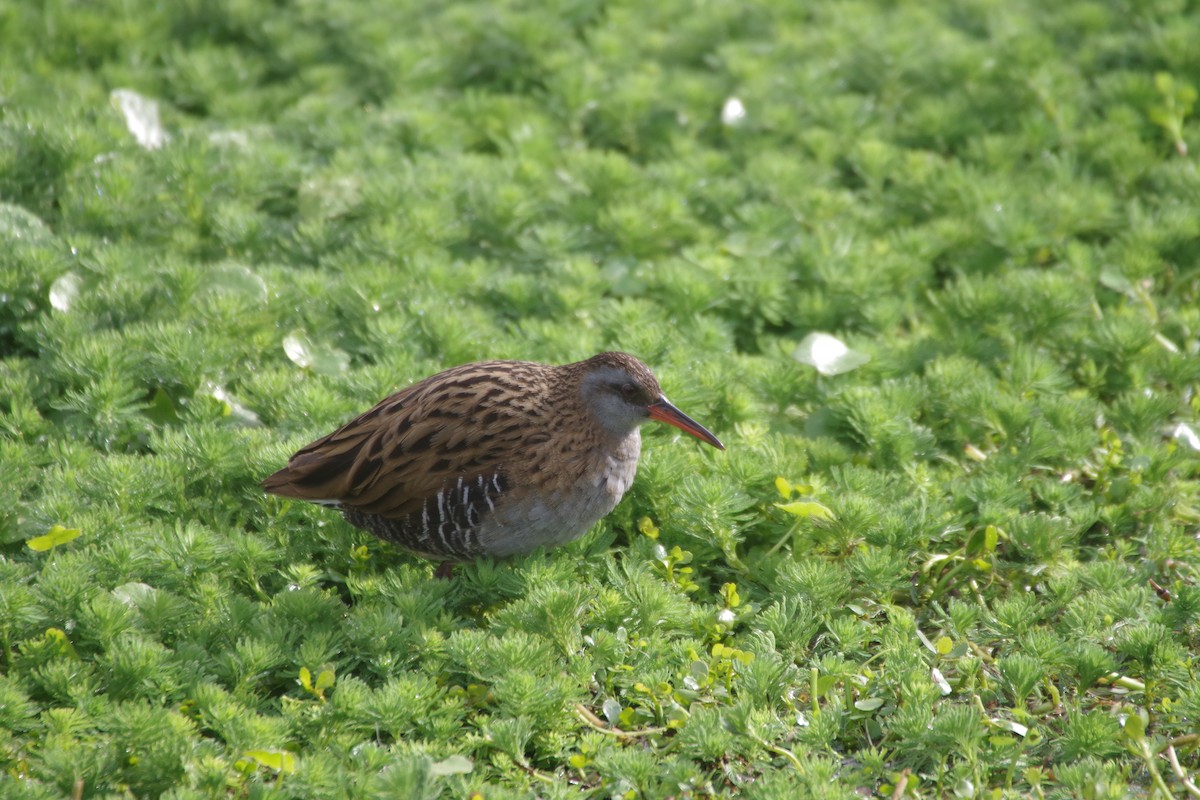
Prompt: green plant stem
<box><xmin>573</xmin><ymin>703</ymin><xmax>666</xmax><ymax>738</ymax></box>
<box><xmin>747</xmin><ymin>731</ymin><xmax>804</xmax><ymax>771</ymax></box>
<box><xmin>1165</xmin><ymin>746</ymin><xmax>1200</xmax><ymax>799</ymax></box>
<box><xmin>1102</xmin><ymin>673</ymin><xmax>1147</xmax><ymax>692</ymax></box>
<box><xmin>1130</xmin><ymin>736</ymin><xmax>1175</xmax><ymax>799</ymax></box>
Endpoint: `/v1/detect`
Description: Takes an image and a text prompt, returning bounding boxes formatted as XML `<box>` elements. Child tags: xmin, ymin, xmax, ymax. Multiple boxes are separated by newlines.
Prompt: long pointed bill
<box><xmin>647</xmin><ymin>396</ymin><xmax>725</xmax><ymax>450</ymax></box>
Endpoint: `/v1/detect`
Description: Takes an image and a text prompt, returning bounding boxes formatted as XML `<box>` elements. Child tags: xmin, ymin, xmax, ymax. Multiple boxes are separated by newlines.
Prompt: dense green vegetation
<box><xmin>3</xmin><ymin>0</ymin><xmax>1200</xmax><ymax>796</ymax></box>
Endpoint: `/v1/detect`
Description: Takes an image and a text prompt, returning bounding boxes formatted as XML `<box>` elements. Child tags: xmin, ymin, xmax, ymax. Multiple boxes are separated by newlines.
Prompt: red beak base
<box><xmin>647</xmin><ymin>397</ymin><xmax>725</xmax><ymax>450</ymax></box>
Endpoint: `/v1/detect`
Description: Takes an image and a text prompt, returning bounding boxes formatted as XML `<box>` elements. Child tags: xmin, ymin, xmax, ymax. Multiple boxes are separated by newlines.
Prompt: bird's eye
<box><xmin>619</xmin><ymin>383</ymin><xmax>639</xmax><ymax>400</ymax></box>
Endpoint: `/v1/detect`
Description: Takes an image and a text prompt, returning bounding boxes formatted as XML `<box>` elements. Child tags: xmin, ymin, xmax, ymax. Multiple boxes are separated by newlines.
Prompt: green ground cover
<box><xmin>3</xmin><ymin>0</ymin><xmax>1200</xmax><ymax>796</ymax></box>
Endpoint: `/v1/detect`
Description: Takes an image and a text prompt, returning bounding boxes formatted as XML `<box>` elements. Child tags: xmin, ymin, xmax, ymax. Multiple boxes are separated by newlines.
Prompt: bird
<box><xmin>262</xmin><ymin>352</ymin><xmax>724</xmax><ymax>562</ymax></box>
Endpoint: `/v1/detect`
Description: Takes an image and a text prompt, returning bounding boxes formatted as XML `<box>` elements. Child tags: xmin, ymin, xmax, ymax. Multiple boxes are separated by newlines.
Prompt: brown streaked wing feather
<box><xmin>259</xmin><ymin>383</ymin><xmax>418</xmax><ymax>504</ymax></box>
<box><xmin>261</xmin><ymin>361</ymin><xmax>548</xmax><ymax>519</ymax></box>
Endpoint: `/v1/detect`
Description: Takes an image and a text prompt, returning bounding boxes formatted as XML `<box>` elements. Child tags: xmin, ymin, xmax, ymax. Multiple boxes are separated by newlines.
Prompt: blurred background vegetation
<box><xmin>2</xmin><ymin>0</ymin><xmax>1200</xmax><ymax>796</ymax></box>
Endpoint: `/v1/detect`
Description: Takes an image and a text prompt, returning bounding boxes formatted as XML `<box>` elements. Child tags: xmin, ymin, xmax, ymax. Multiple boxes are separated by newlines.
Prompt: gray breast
<box><xmin>479</xmin><ymin>430</ymin><xmax>642</xmax><ymax>557</ymax></box>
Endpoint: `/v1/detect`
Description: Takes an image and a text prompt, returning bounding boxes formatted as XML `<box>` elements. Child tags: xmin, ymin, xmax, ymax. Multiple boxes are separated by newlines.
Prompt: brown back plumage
<box><xmin>261</xmin><ymin>359</ymin><xmax>558</xmax><ymax>519</ymax></box>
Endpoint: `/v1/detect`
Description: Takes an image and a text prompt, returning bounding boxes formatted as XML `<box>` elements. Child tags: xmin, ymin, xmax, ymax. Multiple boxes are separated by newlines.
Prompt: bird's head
<box><xmin>576</xmin><ymin>352</ymin><xmax>724</xmax><ymax>449</ymax></box>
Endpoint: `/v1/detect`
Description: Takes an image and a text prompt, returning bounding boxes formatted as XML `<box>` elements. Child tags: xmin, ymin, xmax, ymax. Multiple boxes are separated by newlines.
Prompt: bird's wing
<box><xmin>261</xmin><ymin>362</ymin><xmax>544</xmax><ymax>518</ymax></box>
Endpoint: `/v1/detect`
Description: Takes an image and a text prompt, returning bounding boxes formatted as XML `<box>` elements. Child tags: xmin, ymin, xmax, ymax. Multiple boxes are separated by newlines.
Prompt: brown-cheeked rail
<box><xmin>262</xmin><ymin>352</ymin><xmax>724</xmax><ymax>561</ymax></box>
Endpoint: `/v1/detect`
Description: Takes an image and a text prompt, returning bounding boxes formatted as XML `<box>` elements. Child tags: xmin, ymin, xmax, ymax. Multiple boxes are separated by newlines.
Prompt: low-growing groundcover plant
<box><xmin>3</xmin><ymin>0</ymin><xmax>1200</xmax><ymax>797</ymax></box>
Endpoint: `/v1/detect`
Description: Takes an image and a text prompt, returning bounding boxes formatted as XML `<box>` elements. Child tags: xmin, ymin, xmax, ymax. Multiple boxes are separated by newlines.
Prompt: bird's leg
<box><xmin>434</xmin><ymin>561</ymin><xmax>456</xmax><ymax>580</ymax></box>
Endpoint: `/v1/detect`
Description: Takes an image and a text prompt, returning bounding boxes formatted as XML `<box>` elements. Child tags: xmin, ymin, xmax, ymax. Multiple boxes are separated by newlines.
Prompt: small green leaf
<box><xmin>854</xmin><ymin>697</ymin><xmax>885</xmax><ymax>711</ymax></box>
<box><xmin>429</xmin><ymin>755</ymin><xmax>473</xmax><ymax>776</ymax></box>
<box><xmin>775</xmin><ymin>501</ymin><xmax>835</xmax><ymax>521</ymax></box>
<box><xmin>602</xmin><ymin>698</ymin><xmax>622</xmax><ymax>726</ymax></box>
<box><xmin>637</xmin><ymin>516</ymin><xmax>659</xmax><ymax>540</ymax></box>
<box><xmin>774</xmin><ymin>476</ymin><xmax>792</xmax><ymax>499</ymax></box>
<box><xmin>112</xmin><ymin>583</ymin><xmax>156</xmax><ymax>607</ymax></box>
<box><xmin>299</xmin><ymin>667</ymin><xmax>313</xmax><ymax>691</ymax></box>
<box><xmin>314</xmin><ymin>669</ymin><xmax>335</xmax><ymax>691</ymax></box>
<box><xmin>27</xmin><ymin>525</ymin><xmax>83</xmax><ymax>552</ymax></box>
<box><xmin>965</xmin><ymin>525</ymin><xmax>999</xmax><ymax>556</ymax></box>
<box><xmin>0</xmin><ymin>202</ymin><xmax>52</xmax><ymax>241</ymax></box>
<box><xmin>991</xmin><ymin>719</ymin><xmax>1028</xmax><ymax>736</ymax></box>
<box><xmin>668</xmin><ymin>545</ymin><xmax>692</xmax><ymax>564</ymax></box>
<box><xmin>1123</xmin><ymin>711</ymin><xmax>1146</xmax><ymax>740</ymax></box>
<box><xmin>202</xmin><ymin>262</ymin><xmax>268</xmax><ymax>304</ymax></box>
<box><xmin>984</xmin><ymin>525</ymin><xmax>999</xmax><ymax>552</ymax></box>
<box><xmin>922</xmin><ymin>553</ymin><xmax>953</xmax><ymax>572</ymax></box>
<box><xmin>815</xmin><ymin>675</ymin><xmax>839</xmax><ymax>695</ymax></box>
<box><xmin>44</xmin><ymin>628</ymin><xmax>78</xmax><ymax>659</ymax></box>
<box><xmin>935</xmin><ymin>636</ymin><xmax>954</xmax><ymax>655</ymax></box>
<box><xmin>1098</xmin><ymin>266</ymin><xmax>1134</xmax><ymax>294</ymax></box>
<box><xmin>242</xmin><ymin>750</ymin><xmax>296</xmax><ymax>774</ymax></box>
<box><xmin>145</xmin><ymin>387</ymin><xmax>181</xmax><ymax>425</ymax></box>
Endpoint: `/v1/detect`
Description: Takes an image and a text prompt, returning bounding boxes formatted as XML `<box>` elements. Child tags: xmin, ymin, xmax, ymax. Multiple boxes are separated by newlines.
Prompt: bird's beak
<box><xmin>647</xmin><ymin>396</ymin><xmax>725</xmax><ymax>450</ymax></box>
